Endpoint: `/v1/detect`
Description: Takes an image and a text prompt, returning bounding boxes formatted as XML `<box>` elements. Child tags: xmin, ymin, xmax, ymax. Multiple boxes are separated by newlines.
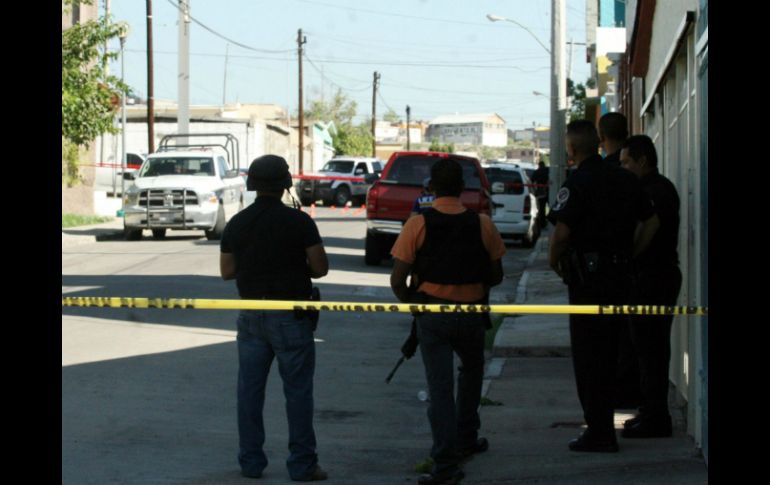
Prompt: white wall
<box><xmin>641</xmin><ymin>7</ymin><xmax>705</xmax><ymax>447</ymax></box>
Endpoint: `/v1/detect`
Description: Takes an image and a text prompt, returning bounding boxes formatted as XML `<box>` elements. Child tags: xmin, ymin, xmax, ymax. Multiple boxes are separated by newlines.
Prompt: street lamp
<box><xmin>488</xmin><ymin>5</ymin><xmax>566</xmax><ymax>205</ymax></box>
<box><xmin>118</xmin><ymin>22</ymin><xmax>130</xmax><ymax>212</ymax></box>
<box><xmin>486</xmin><ymin>13</ymin><xmax>551</xmax><ymax>54</ymax></box>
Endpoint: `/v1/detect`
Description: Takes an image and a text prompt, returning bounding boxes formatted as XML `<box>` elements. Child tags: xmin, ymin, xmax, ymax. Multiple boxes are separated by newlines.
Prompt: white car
<box><xmin>296</xmin><ymin>157</ymin><xmax>383</xmax><ymax>207</ymax></box>
<box><xmin>482</xmin><ymin>162</ymin><xmax>540</xmax><ymax>247</ymax></box>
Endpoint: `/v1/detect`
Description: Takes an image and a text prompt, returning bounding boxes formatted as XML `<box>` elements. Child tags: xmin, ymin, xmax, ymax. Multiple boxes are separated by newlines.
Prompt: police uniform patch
<box><xmin>553</xmin><ymin>187</ymin><xmax>570</xmax><ymax>211</ymax></box>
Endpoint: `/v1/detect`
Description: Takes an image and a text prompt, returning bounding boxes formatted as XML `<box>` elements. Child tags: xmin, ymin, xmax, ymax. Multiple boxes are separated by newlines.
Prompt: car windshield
<box><xmin>139</xmin><ymin>157</ymin><xmax>216</xmax><ymax>177</ymax></box>
<box><xmin>320</xmin><ymin>161</ymin><xmax>355</xmax><ymax>173</ymax></box>
<box><xmin>484</xmin><ymin>167</ymin><xmax>524</xmax><ymax>195</ymax></box>
<box><xmin>383</xmin><ymin>155</ymin><xmax>481</xmax><ymax>189</ymax></box>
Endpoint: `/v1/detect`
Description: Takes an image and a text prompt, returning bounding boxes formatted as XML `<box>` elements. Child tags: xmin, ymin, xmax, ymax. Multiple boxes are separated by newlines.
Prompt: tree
<box><xmin>383</xmin><ymin>109</ymin><xmax>401</xmax><ymax>123</ymax></box>
<box><xmin>428</xmin><ymin>138</ymin><xmax>454</xmax><ymax>153</ymax></box>
<box><xmin>567</xmin><ymin>77</ymin><xmax>596</xmax><ymax>122</ymax></box>
<box><xmin>62</xmin><ymin>3</ymin><xmax>127</xmax><ymax>185</ymax></box>
<box><xmin>305</xmin><ymin>89</ymin><xmax>373</xmax><ymax>156</ymax></box>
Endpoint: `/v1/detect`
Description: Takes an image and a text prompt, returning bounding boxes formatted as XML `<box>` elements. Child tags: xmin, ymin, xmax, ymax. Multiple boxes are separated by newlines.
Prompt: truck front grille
<box><xmin>139</xmin><ymin>189</ymin><xmax>199</xmax><ymax>207</ymax></box>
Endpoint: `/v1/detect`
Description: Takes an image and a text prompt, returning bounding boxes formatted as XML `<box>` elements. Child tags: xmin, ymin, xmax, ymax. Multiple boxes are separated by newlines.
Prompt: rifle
<box><xmin>385</xmin><ymin>316</ymin><xmax>419</xmax><ymax>383</ymax></box>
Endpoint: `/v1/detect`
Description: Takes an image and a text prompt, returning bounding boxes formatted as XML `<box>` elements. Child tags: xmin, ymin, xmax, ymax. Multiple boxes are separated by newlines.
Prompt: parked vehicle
<box><xmin>94</xmin><ymin>152</ymin><xmax>145</xmax><ymax>194</ymax></box>
<box><xmin>482</xmin><ymin>162</ymin><xmax>540</xmax><ymax>247</ymax></box>
<box><xmin>122</xmin><ymin>133</ymin><xmax>246</xmax><ymax>241</ymax></box>
<box><xmin>364</xmin><ymin>151</ymin><xmax>493</xmax><ymax>265</ymax></box>
<box><xmin>296</xmin><ymin>157</ymin><xmax>383</xmax><ymax>207</ymax></box>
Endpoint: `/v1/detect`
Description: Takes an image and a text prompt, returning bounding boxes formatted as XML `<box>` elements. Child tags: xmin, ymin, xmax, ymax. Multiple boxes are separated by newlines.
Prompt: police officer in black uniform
<box><xmin>619</xmin><ymin>135</ymin><xmax>682</xmax><ymax>438</ymax></box>
<box><xmin>220</xmin><ymin>154</ymin><xmax>330</xmax><ymax>481</ymax></box>
<box><xmin>598</xmin><ymin>112</ymin><xmax>628</xmax><ymax>168</ymax></box>
<box><xmin>599</xmin><ymin>112</ymin><xmax>642</xmax><ymax>409</ymax></box>
<box><xmin>548</xmin><ymin>121</ymin><xmax>659</xmax><ymax>452</ymax></box>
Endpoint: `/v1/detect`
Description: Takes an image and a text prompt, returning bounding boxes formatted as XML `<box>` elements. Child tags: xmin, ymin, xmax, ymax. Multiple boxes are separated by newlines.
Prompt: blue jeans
<box><xmin>236</xmin><ymin>310</ymin><xmax>318</xmax><ymax>480</ymax></box>
<box><xmin>416</xmin><ymin>312</ymin><xmax>486</xmax><ymax>477</ymax></box>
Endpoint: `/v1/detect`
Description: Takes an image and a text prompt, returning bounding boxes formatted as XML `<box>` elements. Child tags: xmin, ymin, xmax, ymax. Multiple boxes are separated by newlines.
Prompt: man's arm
<box><xmin>306</xmin><ymin>243</ymin><xmax>329</xmax><ymax>278</ymax></box>
<box><xmin>390</xmin><ymin>258</ymin><xmax>413</xmax><ymax>302</ymax></box>
<box><xmin>220</xmin><ymin>252</ymin><xmax>236</xmax><ymax>280</ymax></box>
<box><xmin>487</xmin><ymin>259</ymin><xmax>504</xmax><ymax>288</ymax></box>
<box><xmin>549</xmin><ymin>221</ymin><xmax>571</xmax><ymax>276</ymax></box>
<box><xmin>633</xmin><ymin>214</ymin><xmax>660</xmax><ymax>258</ymax></box>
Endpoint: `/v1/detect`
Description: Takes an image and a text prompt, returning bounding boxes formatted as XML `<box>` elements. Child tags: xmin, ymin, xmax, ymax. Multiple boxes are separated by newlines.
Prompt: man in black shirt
<box><xmin>220</xmin><ymin>154</ymin><xmax>329</xmax><ymax>481</ymax></box>
<box><xmin>599</xmin><ymin>112</ymin><xmax>641</xmax><ymax>410</ymax></box>
<box><xmin>619</xmin><ymin>135</ymin><xmax>682</xmax><ymax>439</ymax></box>
<box><xmin>598</xmin><ymin>112</ymin><xmax>628</xmax><ymax>168</ymax></box>
<box><xmin>548</xmin><ymin>121</ymin><xmax>659</xmax><ymax>453</ymax></box>
<box><xmin>530</xmin><ymin>161</ymin><xmax>550</xmax><ymax>228</ymax></box>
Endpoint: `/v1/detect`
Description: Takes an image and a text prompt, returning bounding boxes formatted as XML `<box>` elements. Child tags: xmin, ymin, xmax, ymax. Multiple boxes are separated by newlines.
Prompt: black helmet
<box><xmin>246</xmin><ymin>154</ymin><xmax>293</xmax><ymax>192</ymax></box>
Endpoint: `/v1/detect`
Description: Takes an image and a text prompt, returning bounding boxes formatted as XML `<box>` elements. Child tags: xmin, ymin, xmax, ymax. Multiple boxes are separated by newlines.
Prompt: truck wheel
<box><xmin>151</xmin><ymin>229</ymin><xmax>167</xmax><ymax>240</ymax></box>
<box><xmin>334</xmin><ymin>185</ymin><xmax>351</xmax><ymax>207</ymax></box>
<box><xmin>364</xmin><ymin>231</ymin><xmax>382</xmax><ymax>266</ymax></box>
<box><xmin>205</xmin><ymin>205</ymin><xmax>226</xmax><ymax>240</ymax></box>
<box><xmin>352</xmin><ymin>195</ymin><xmax>366</xmax><ymax>207</ymax></box>
<box><xmin>124</xmin><ymin>228</ymin><xmax>142</xmax><ymax>241</ymax></box>
<box><xmin>300</xmin><ymin>196</ymin><xmax>314</xmax><ymax>207</ymax></box>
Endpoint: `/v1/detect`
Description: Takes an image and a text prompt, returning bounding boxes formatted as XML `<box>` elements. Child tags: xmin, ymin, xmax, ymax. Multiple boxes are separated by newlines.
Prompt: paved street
<box><xmin>62</xmin><ymin>207</ymin><xmax>533</xmax><ymax>484</ymax></box>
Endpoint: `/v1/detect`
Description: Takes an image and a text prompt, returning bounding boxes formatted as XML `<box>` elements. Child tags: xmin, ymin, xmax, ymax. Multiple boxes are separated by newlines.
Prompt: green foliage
<box><xmin>62</xmin><ymin>139</ymin><xmax>81</xmax><ymax>187</ymax></box>
<box><xmin>383</xmin><ymin>109</ymin><xmax>401</xmax><ymax>123</ymax></box>
<box><xmin>333</xmin><ymin>124</ymin><xmax>373</xmax><ymax>156</ymax></box>
<box><xmin>567</xmin><ymin>77</ymin><xmax>590</xmax><ymax>122</ymax></box>
<box><xmin>428</xmin><ymin>138</ymin><xmax>455</xmax><ymax>153</ymax></box>
<box><xmin>305</xmin><ymin>89</ymin><xmax>358</xmax><ymax>126</ymax></box>
<box><xmin>306</xmin><ymin>89</ymin><xmax>374</xmax><ymax>156</ymax></box>
<box><xmin>62</xmin><ymin>213</ymin><xmax>114</xmax><ymax>228</ymax></box>
<box><xmin>62</xmin><ymin>14</ymin><xmax>128</xmax><ymax>182</ymax></box>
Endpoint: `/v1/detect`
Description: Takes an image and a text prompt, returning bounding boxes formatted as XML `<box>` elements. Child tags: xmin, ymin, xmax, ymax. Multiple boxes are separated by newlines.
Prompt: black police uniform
<box><xmin>607</xmin><ymin>146</ymin><xmax>643</xmax><ymax>409</ymax></box>
<box><xmin>603</xmin><ymin>150</ymin><xmax>622</xmax><ymax>168</ymax></box>
<box><xmin>624</xmin><ymin>168</ymin><xmax>681</xmax><ymax>435</ymax></box>
<box><xmin>549</xmin><ymin>154</ymin><xmax>655</xmax><ymax>443</ymax></box>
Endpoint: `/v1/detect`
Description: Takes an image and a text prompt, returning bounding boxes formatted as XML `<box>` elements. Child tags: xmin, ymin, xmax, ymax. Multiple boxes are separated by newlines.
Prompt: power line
<box><xmin>164</xmin><ymin>0</ymin><xmax>294</xmax><ymax>54</ymax></box>
<box><xmin>299</xmin><ymin>56</ymin><xmax>550</xmax><ymax>71</ymax></box>
<box><xmin>303</xmin><ymin>54</ymin><xmax>371</xmax><ymax>93</ymax></box>
<box><xmin>293</xmin><ymin>0</ymin><xmax>548</xmax><ymax>31</ymax></box>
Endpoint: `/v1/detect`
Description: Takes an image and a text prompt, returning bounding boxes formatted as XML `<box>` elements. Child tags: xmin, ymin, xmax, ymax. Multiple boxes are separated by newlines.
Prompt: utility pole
<box><xmin>102</xmin><ymin>0</ymin><xmax>110</xmax><ymax>192</ymax></box>
<box><xmin>549</xmin><ymin>0</ymin><xmax>567</xmax><ymax>206</ymax></box>
<box><xmin>146</xmin><ymin>0</ymin><xmax>155</xmax><ymax>153</ymax></box>
<box><xmin>177</xmin><ymin>0</ymin><xmax>190</xmax><ymax>142</ymax></box>
<box><xmin>222</xmin><ymin>42</ymin><xmax>229</xmax><ymax>107</ymax></box>
<box><xmin>406</xmin><ymin>105</ymin><xmax>411</xmax><ymax>150</ymax></box>
<box><xmin>371</xmin><ymin>71</ymin><xmax>380</xmax><ymax>158</ymax></box>
<box><xmin>297</xmin><ymin>29</ymin><xmax>307</xmax><ymax>174</ymax></box>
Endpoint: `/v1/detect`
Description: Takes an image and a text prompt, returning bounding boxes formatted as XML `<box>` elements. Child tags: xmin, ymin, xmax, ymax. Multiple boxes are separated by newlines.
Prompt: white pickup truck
<box><xmin>295</xmin><ymin>157</ymin><xmax>383</xmax><ymax>207</ymax></box>
<box><xmin>121</xmin><ymin>134</ymin><xmax>246</xmax><ymax>240</ymax></box>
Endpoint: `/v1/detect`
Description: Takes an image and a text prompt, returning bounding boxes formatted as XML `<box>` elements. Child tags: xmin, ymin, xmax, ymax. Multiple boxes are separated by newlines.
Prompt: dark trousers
<box><xmin>416</xmin><ymin>312</ymin><xmax>486</xmax><ymax>477</ymax></box>
<box><xmin>536</xmin><ymin>196</ymin><xmax>548</xmax><ymax>227</ymax></box>
<box><xmin>628</xmin><ymin>265</ymin><xmax>682</xmax><ymax>420</ymax></box>
<box><xmin>568</xmin><ymin>269</ymin><xmax>630</xmax><ymax>438</ymax></box>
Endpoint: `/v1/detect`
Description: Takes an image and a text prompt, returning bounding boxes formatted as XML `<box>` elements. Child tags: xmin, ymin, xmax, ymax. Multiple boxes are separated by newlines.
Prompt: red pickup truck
<box><xmin>364</xmin><ymin>151</ymin><xmax>493</xmax><ymax>265</ymax></box>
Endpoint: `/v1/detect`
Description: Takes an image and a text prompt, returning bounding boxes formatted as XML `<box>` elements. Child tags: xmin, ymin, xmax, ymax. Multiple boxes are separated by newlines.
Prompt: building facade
<box><xmin>426</xmin><ymin>113</ymin><xmax>507</xmax><ymax>147</ymax></box>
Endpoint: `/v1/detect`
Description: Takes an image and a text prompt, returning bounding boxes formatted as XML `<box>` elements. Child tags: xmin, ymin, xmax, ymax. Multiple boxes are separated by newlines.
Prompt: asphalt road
<box><xmin>61</xmin><ymin>206</ymin><xmax>532</xmax><ymax>484</ymax></box>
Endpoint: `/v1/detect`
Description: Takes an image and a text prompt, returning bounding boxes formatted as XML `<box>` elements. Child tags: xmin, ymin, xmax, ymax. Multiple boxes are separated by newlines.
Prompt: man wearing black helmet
<box><xmin>220</xmin><ymin>154</ymin><xmax>329</xmax><ymax>481</ymax></box>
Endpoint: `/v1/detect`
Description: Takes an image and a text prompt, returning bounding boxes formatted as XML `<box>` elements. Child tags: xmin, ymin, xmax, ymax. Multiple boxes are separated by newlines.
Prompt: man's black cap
<box><xmin>246</xmin><ymin>154</ymin><xmax>293</xmax><ymax>191</ymax></box>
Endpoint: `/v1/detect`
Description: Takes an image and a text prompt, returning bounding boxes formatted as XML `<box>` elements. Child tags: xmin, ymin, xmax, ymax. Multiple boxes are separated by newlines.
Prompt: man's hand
<box><xmin>390</xmin><ymin>258</ymin><xmax>413</xmax><ymax>302</ymax></box>
<box><xmin>549</xmin><ymin>221</ymin><xmax>571</xmax><ymax>276</ymax></box>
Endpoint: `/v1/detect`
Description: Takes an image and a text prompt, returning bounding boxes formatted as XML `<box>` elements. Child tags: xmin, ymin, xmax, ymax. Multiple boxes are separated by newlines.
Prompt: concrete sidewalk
<box><xmin>474</xmin><ymin>228</ymin><xmax>708</xmax><ymax>483</ymax></box>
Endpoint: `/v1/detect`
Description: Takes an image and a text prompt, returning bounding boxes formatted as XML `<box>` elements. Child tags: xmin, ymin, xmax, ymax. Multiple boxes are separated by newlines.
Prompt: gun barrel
<box><xmin>385</xmin><ymin>356</ymin><xmax>406</xmax><ymax>384</ymax></box>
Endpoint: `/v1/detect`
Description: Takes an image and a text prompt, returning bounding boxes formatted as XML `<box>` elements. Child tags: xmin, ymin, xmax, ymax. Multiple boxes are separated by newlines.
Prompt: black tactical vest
<box><xmin>414</xmin><ymin>208</ymin><xmax>490</xmax><ymax>285</ymax></box>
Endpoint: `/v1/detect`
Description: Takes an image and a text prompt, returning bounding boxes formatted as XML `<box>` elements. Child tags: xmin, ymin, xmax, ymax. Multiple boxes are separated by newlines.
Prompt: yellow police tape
<box><xmin>61</xmin><ymin>297</ymin><xmax>708</xmax><ymax>316</ymax></box>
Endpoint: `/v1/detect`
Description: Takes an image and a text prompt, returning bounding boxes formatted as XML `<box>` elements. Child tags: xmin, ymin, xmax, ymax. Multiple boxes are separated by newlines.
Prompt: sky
<box><xmin>107</xmin><ymin>0</ymin><xmax>590</xmax><ymax>130</ymax></box>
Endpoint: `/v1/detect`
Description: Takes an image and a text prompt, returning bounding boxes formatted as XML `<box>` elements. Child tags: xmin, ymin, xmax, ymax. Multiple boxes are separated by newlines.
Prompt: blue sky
<box><xmin>108</xmin><ymin>0</ymin><xmax>590</xmax><ymax>130</ymax></box>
